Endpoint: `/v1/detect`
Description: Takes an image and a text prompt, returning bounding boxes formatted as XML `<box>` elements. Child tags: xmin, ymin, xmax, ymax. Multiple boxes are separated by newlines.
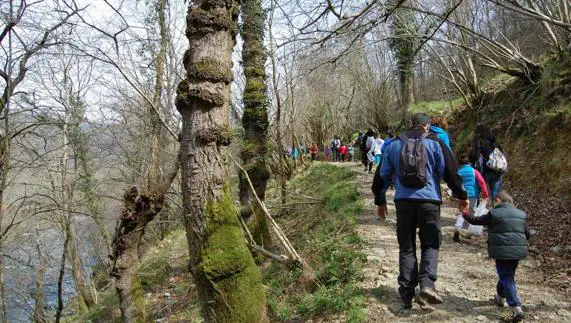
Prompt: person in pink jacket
<box><xmin>454</xmin><ymin>152</ymin><xmax>489</xmax><ymax>242</ymax></box>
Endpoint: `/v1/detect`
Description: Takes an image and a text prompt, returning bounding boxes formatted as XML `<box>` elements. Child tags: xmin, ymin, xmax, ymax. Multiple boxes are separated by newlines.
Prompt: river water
<box><xmin>4</xmin><ymin>228</ymin><xmax>98</xmax><ymax>322</ymax></box>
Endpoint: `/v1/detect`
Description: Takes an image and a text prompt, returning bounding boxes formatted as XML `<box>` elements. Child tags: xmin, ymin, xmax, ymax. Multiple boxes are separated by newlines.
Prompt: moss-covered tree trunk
<box><xmin>239</xmin><ymin>0</ymin><xmax>271</xmax><ymax>248</ymax></box>
<box><xmin>177</xmin><ymin>0</ymin><xmax>268</xmax><ymax>321</ymax></box>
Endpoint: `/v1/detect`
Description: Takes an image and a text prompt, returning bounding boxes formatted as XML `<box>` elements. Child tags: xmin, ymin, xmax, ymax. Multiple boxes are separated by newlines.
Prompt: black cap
<box><xmin>412</xmin><ymin>113</ymin><xmax>431</xmax><ymax>126</ymax></box>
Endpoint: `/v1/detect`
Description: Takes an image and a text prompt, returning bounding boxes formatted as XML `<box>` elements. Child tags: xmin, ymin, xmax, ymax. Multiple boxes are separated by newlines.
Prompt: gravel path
<box><xmin>350</xmin><ymin>163</ymin><xmax>571</xmax><ymax>322</ymax></box>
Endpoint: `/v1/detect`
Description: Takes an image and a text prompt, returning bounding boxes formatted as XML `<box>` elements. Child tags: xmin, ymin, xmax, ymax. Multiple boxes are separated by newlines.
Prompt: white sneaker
<box><xmin>509</xmin><ymin>306</ymin><xmax>525</xmax><ymax>322</ymax></box>
<box><xmin>495</xmin><ymin>293</ymin><xmax>507</xmax><ymax>307</ymax></box>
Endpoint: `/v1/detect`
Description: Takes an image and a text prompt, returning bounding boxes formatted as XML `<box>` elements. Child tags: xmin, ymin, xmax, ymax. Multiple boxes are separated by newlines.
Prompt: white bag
<box><xmin>367</xmin><ymin>151</ymin><xmax>375</xmax><ymax>163</ymax></box>
<box><xmin>455</xmin><ymin>213</ymin><xmax>465</xmax><ymax>230</ymax></box>
<box><xmin>486</xmin><ymin>147</ymin><xmax>508</xmax><ymax>172</ymax></box>
<box><xmin>467</xmin><ymin>200</ymin><xmax>488</xmax><ymax>237</ymax></box>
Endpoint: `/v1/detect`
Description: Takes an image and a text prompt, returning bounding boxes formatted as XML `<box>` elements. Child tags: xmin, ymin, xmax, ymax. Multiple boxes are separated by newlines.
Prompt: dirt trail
<box><xmin>349</xmin><ymin>163</ymin><xmax>571</xmax><ymax>322</ymax></box>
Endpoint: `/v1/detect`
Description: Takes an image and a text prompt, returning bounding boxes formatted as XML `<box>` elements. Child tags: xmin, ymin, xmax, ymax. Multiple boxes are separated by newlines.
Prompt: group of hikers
<box><xmin>367</xmin><ymin>113</ymin><xmax>526</xmax><ymax>322</ymax></box>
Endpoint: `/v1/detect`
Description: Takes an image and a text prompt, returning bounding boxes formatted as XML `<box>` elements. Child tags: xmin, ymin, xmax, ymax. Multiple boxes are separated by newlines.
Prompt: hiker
<box><xmin>293</xmin><ymin>146</ymin><xmax>299</xmax><ymax>160</ymax></box>
<box><xmin>463</xmin><ymin>189</ymin><xmax>529</xmax><ymax>322</ymax></box>
<box><xmin>348</xmin><ymin>144</ymin><xmax>355</xmax><ymax>162</ymax></box>
<box><xmin>374</xmin><ymin>113</ymin><xmax>469</xmax><ymax>309</ymax></box>
<box><xmin>331</xmin><ymin>136</ymin><xmax>341</xmax><ymax>162</ymax></box>
<box><xmin>310</xmin><ymin>143</ymin><xmax>319</xmax><ymax>161</ymax></box>
<box><xmin>361</xmin><ymin>129</ymin><xmax>375</xmax><ymax>172</ymax></box>
<box><xmin>454</xmin><ymin>152</ymin><xmax>489</xmax><ymax>242</ymax></box>
<box><xmin>470</xmin><ymin>125</ymin><xmax>507</xmax><ymax>201</ymax></box>
<box><xmin>430</xmin><ymin>117</ymin><xmax>452</xmax><ymax>151</ymax></box>
<box><xmin>339</xmin><ymin>144</ymin><xmax>348</xmax><ymax>162</ymax></box>
<box><xmin>372</xmin><ymin>133</ymin><xmax>385</xmax><ymax>167</ymax></box>
<box><xmin>324</xmin><ymin>145</ymin><xmax>331</xmax><ymax>161</ymax></box>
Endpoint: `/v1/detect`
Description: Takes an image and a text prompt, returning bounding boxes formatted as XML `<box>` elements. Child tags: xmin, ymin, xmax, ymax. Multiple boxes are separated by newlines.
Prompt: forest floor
<box><xmin>348</xmin><ymin>163</ymin><xmax>571</xmax><ymax>323</ymax></box>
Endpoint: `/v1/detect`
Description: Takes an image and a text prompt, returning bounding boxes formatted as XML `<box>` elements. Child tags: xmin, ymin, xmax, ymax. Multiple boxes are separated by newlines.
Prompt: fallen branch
<box><xmin>229</xmin><ymin>154</ymin><xmax>302</xmax><ymax>263</ymax></box>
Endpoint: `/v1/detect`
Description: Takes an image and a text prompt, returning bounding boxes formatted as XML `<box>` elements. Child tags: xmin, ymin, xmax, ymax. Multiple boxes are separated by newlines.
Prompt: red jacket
<box><xmin>339</xmin><ymin>145</ymin><xmax>348</xmax><ymax>155</ymax></box>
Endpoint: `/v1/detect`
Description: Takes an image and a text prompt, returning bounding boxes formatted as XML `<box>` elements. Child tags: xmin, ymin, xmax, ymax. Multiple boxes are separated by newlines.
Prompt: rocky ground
<box><xmin>351</xmin><ymin>164</ymin><xmax>571</xmax><ymax>322</ymax></box>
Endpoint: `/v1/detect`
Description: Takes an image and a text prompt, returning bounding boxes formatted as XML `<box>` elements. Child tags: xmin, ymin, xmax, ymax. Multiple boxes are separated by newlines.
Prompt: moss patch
<box><xmin>197</xmin><ymin>185</ymin><xmax>267</xmax><ymax>322</ymax></box>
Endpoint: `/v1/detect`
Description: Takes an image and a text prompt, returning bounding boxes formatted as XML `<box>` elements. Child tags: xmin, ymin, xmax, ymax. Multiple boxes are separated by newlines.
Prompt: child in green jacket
<box><xmin>463</xmin><ymin>189</ymin><xmax>530</xmax><ymax>322</ymax></box>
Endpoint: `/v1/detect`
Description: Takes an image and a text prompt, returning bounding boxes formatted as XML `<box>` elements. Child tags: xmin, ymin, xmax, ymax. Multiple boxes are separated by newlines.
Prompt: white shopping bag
<box><xmin>455</xmin><ymin>213</ymin><xmax>465</xmax><ymax>230</ymax></box>
<box><xmin>467</xmin><ymin>199</ymin><xmax>488</xmax><ymax>237</ymax></box>
<box><xmin>367</xmin><ymin>151</ymin><xmax>375</xmax><ymax>163</ymax></box>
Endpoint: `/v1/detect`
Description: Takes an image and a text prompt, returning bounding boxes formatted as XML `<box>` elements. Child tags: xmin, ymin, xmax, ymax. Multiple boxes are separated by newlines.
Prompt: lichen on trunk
<box><xmin>177</xmin><ymin>0</ymin><xmax>268</xmax><ymax>321</ymax></box>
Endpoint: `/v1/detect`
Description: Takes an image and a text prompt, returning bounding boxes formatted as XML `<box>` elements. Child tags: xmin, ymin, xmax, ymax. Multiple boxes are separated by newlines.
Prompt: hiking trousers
<box><xmin>496</xmin><ymin>259</ymin><xmax>521</xmax><ymax>307</ymax></box>
<box><xmin>395</xmin><ymin>201</ymin><xmax>442</xmax><ymax>296</ymax></box>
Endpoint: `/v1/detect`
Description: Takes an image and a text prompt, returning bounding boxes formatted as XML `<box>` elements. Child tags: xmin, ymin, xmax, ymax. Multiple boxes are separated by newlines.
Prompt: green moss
<box><xmin>199</xmin><ymin>185</ymin><xmax>267</xmax><ymax>322</ymax></box>
<box><xmin>130</xmin><ymin>274</ymin><xmax>147</xmax><ymax>322</ymax></box>
<box><xmin>187</xmin><ymin>7</ymin><xmax>233</xmax><ymax>36</ymax></box>
<box><xmin>189</xmin><ymin>58</ymin><xmax>233</xmax><ymax>83</ymax></box>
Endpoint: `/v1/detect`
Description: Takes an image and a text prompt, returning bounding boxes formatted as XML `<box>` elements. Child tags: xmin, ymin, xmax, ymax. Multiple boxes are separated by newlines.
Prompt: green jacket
<box><xmin>465</xmin><ymin>203</ymin><xmax>529</xmax><ymax>260</ymax></box>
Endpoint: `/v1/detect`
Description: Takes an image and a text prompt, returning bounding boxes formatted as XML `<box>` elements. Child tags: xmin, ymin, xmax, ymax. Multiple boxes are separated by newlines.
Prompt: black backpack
<box><xmin>398</xmin><ymin>133</ymin><xmax>429</xmax><ymax>188</ymax></box>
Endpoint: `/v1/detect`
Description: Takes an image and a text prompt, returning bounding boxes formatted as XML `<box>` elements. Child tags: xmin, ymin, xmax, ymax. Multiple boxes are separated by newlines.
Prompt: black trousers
<box><xmin>395</xmin><ymin>200</ymin><xmax>442</xmax><ymax>296</ymax></box>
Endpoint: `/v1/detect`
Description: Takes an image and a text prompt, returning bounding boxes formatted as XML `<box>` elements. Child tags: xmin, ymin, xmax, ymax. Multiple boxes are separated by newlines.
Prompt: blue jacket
<box><xmin>376</xmin><ymin>128</ymin><xmax>466</xmax><ymax>204</ymax></box>
<box><xmin>458</xmin><ymin>165</ymin><xmax>478</xmax><ymax>198</ymax></box>
<box><xmin>381</xmin><ymin>137</ymin><xmax>395</xmax><ymax>155</ymax></box>
<box><xmin>429</xmin><ymin>126</ymin><xmax>451</xmax><ymax>150</ymax></box>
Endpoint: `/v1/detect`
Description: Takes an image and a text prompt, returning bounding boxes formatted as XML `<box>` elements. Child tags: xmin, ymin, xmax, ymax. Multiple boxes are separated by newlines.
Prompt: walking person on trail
<box><xmin>430</xmin><ymin>117</ymin><xmax>452</xmax><ymax>151</ymax></box>
<box><xmin>470</xmin><ymin>125</ymin><xmax>507</xmax><ymax>202</ymax></box>
<box><xmin>310</xmin><ymin>143</ymin><xmax>318</xmax><ymax>161</ymax></box>
<box><xmin>324</xmin><ymin>145</ymin><xmax>330</xmax><ymax>161</ymax></box>
<box><xmin>463</xmin><ymin>189</ymin><xmax>530</xmax><ymax>322</ymax></box>
<box><xmin>454</xmin><ymin>152</ymin><xmax>489</xmax><ymax>242</ymax></box>
<box><xmin>361</xmin><ymin>129</ymin><xmax>375</xmax><ymax>172</ymax></box>
<box><xmin>339</xmin><ymin>144</ymin><xmax>348</xmax><ymax>162</ymax></box>
<box><xmin>348</xmin><ymin>143</ymin><xmax>355</xmax><ymax>162</ymax></box>
<box><xmin>375</xmin><ymin>113</ymin><xmax>469</xmax><ymax>309</ymax></box>
<box><xmin>371</xmin><ymin>133</ymin><xmax>385</xmax><ymax>167</ymax></box>
<box><xmin>331</xmin><ymin>136</ymin><xmax>341</xmax><ymax>162</ymax></box>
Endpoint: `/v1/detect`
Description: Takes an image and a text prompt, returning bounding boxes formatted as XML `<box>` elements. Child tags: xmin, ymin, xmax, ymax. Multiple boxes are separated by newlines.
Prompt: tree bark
<box><xmin>111</xmin><ymin>161</ymin><xmax>178</xmax><ymax>323</ymax></box>
<box><xmin>67</xmin><ymin>223</ymin><xmax>95</xmax><ymax>312</ymax></box>
<box><xmin>239</xmin><ymin>0</ymin><xmax>271</xmax><ymax>248</ymax></box>
<box><xmin>177</xmin><ymin>0</ymin><xmax>268</xmax><ymax>321</ymax></box>
<box><xmin>55</xmin><ymin>226</ymin><xmax>70</xmax><ymax>323</ymax></box>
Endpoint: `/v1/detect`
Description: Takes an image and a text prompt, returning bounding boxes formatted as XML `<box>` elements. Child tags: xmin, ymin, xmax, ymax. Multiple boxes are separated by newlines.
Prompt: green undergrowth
<box><xmin>409</xmin><ymin>97</ymin><xmax>464</xmax><ymax>117</ymax></box>
<box><xmin>264</xmin><ymin>163</ymin><xmax>366</xmax><ymax>322</ymax></box>
<box><xmin>73</xmin><ymin>231</ymin><xmax>202</xmax><ymax>323</ymax></box>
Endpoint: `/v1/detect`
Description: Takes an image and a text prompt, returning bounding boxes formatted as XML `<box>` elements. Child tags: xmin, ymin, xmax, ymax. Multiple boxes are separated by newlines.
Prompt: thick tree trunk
<box><xmin>67</xmin><ymin>223</ymin><xmax>95</xmax><ymax>312</ymax></box>
<box><xmin>177</xmin><ymin>0</ymin><xmax>268</xmax><ymax>321</ymax></box>
<box><xmin>239</xmin><ymin>0</ymin><xmax>271</xmax><ymax>248</ymax></box>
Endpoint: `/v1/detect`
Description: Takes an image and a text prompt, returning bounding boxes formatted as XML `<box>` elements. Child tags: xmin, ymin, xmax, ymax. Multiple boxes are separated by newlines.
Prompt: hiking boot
<box><xmin>509</xmin><ymin>306</ymin><xmax>525</xmax><ymax>322</ymax></box>
<box><xmin>419</xmin><ymin>287</ymin><xmax>443</xmax><ymax>304</ymax></box>
<box><xmin>495</xmin><ymin>293</ymin><xmax>508</xmax><ymax>307</ymax></box>
<box><xmin>453</xmin><ymin>230</ymin><xmax>460</xmax><ymax>243</ymax></box>
<box><xmin>414</xmin><ymin>287</ymin><xmax>427</xmax><ymax>307</ymax></box>
<box><xmin>398</xmin><ymin>287</ymin><xmax>414</xmax><ymax>309</ymax></box>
